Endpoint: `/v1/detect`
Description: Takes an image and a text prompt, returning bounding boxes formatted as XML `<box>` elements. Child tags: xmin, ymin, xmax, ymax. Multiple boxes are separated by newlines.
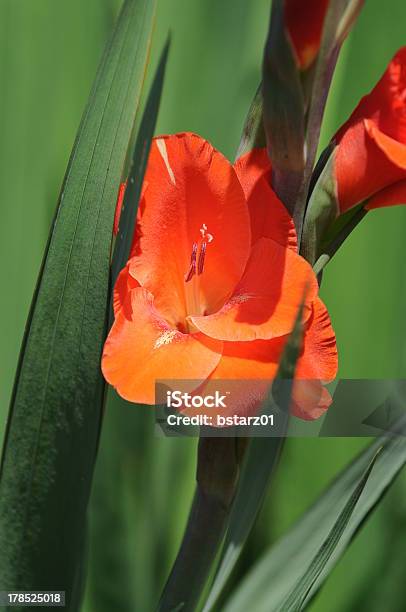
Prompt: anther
<box><xmin>198</xmin><ymin>241</ymin><xmax>206</xmax><ymax>275</ymax></box>
<box><xmin>185</xmin><ymin>242</ymin><xmax>198</xmax><ymax>282</ymax></box>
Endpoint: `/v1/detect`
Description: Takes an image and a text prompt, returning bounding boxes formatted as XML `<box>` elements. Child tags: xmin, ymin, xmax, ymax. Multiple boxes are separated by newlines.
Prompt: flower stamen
<box><xmin>185</xmin><ymin>242</ymin><xmax>198</xmax><ymax>282</ymax></box>
<box><xmin>197</xmin><ymin>241</ymin><xmax>206</xmax><ymax>275</ymax></box>
<box><xmin>185</xmin><ymin>224</ymin><xmax>214</xmax><ymax>282</ymax></box>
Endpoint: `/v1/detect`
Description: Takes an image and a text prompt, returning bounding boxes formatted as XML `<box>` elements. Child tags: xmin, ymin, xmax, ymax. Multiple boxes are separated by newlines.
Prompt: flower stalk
<box><xmin>157</xmin><ymin>436</ymin><xmax>246</xmax><ymax>612</ymax></box>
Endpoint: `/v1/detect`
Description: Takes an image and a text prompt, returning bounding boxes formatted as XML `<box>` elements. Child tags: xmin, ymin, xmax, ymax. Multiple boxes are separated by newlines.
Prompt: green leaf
<box><xmin>85</xmin><ymin>43</ymin><xmax>169</xmax><ymax>611</ymax></box>
<box><xmin>280</xmin><ymin>449</ymin><xmax>381</xmax><ymax>612</ymax></box>
<box><xmin>0</xmin><ymin>0</ymin><xmax>156</xmax><ymax>606</ymax></box>
<box><xmin>222</xmin><ymin>430</ymin><xmax>406</xmax><ymax>612</ymax></box>
<box><xmin>203</xmin><ymin>302</ymin><xmax>305</xmax><ymax>612</ymax></box>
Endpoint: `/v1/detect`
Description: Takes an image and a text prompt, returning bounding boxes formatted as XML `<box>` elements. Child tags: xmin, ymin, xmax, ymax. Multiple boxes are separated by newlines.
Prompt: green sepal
<box><xmin>235</xmin><ymin>84</ymin><xmax>266</xmax><ymax>160</ymax></box>
<box><xmin>262</xmin><ymin>0</ymin><xmax>306</xmax><ymax>217</ymax></box>
<box><xmin>300</xmin><ymin>144</ymin><xmax>339</xmax><ymax>265</ymax></box>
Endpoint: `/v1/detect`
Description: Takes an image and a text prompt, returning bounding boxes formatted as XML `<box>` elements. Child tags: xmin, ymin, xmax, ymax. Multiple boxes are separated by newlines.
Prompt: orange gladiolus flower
<box><xmin>102</xmin><ymin>133</ymin><xmax>337</xmax><ymax>420</ymax></box>
<box><xmin>334</xmin><ymin>47</ymin><xmax>406</xmax><ymax>213</ymax></box>
<box><xmin>284</xmin><ymin>0</ymin><xmax>330</xmax><ymax>70</ymax></box>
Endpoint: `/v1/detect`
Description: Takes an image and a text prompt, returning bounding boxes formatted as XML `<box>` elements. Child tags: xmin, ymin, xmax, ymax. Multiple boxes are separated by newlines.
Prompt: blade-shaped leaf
<box><xmin>222</xmin><ymin>429</ymin><xmax>406</xmax><ymax>612</ymax></box>
<box><xmin>203</xmin><ymin>303</ymin><xmax>305</xmax><ymax>612</ymax></box>
<box><xmin>0</xmin><ymin>0</ymin><xmax>156</xmax><ymax>606</ymax></box>
<box><xmin>280</xmin><ymin>449</ymin><xmax>381</xmax><ymax>612</ymax></box>
<box><xmin>86</xmin><ymin>43</ymin><xmax>169</xmax><ymax>612</ymax></box>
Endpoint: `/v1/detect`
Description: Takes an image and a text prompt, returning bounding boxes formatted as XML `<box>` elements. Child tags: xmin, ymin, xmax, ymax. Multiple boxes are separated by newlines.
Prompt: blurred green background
<box><xmin>1</xmin><ymin>1</ymin><xmax>406</xmax><ymax>610</ymax></box>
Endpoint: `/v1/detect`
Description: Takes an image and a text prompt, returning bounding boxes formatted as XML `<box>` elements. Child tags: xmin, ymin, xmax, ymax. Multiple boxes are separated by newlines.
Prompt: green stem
<box><xmin>157</xmin><ymin>436</ymin><xmax>245</xmax><ymax>612</ymax></box>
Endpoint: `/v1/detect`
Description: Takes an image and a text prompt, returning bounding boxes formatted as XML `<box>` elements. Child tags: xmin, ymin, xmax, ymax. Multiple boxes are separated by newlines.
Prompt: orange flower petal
<box><xmin>296</xmin><ymin>297</ymin><xmax>338</xmax><ymax>383</ymax></box>
<box><xmin>234</xmin><ymin>148</ymin><xmax>298</xmax><ymax>251</ymax></box>
<box><xmin>190</xmin><ymin>238</ymin><xmax>318</xmax><ymax>341</ymax></box>
<box><xmin>335</xmin><ymin>47</ymin><xmax>406</xmax><ymax>145</ymax></box>
<box><xmin>335</xmin><ymin>120</ymin><xmax>406</xmax><ymax>212</ymax></box>
<box><xmin>366</xmin><ymin>179</ymin><xmax>406</xmax><ymax>209</ymax></box>
<box><xmin>211</xmin><ymin>338</ymin><xmax>282</xmax><ymax>380</ymax></box>
<box><xmin>113</xmin><ymin>181</ymin><xmax>127</xmax><ymax>235</ymax></box>
<box><xmin>290</xmin><ymin>380</ymin><xmax>333</xmax><ymax>420</ymax></box>
<box><xmin>334</xmin><ymin>48</ymin><xmax>406</xmax><ymax>212</ymax></box>
<box><xmin>195</xmin><ymin>330</ymin><xmax>334</xmax><ymax>421</ymax></box>
<box><xmin>128</xmin><ymin>133</ymin><xmax>251</xmax><ymax>327</ymax></box>
<box><xmin>209</xmin><ymin>298</ymin><xmax>337</xmax><ymax>419</ymax></box>
<box><xmin>113</xmin><ymin>262</ymin><xmax>140</xmax><ymax>317</ymax></box>
<box><xmin>289</xmin><ymin>297</ymin><xmax>337</xmax><ymax>421</ymax></box>
<box><xmin>102</xmin><ymin>287</ymin><xmax>222</xmax><ymax>404</ymax></box>
<box><xmin>188</xmin><ymin>339</ymin><xmax>281</xmax><ymax>419</ymax></box>
<box><xmin>366</xmin><ymin>119</ymin><xmax>406</xmax><ymax>169</ymax></box>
